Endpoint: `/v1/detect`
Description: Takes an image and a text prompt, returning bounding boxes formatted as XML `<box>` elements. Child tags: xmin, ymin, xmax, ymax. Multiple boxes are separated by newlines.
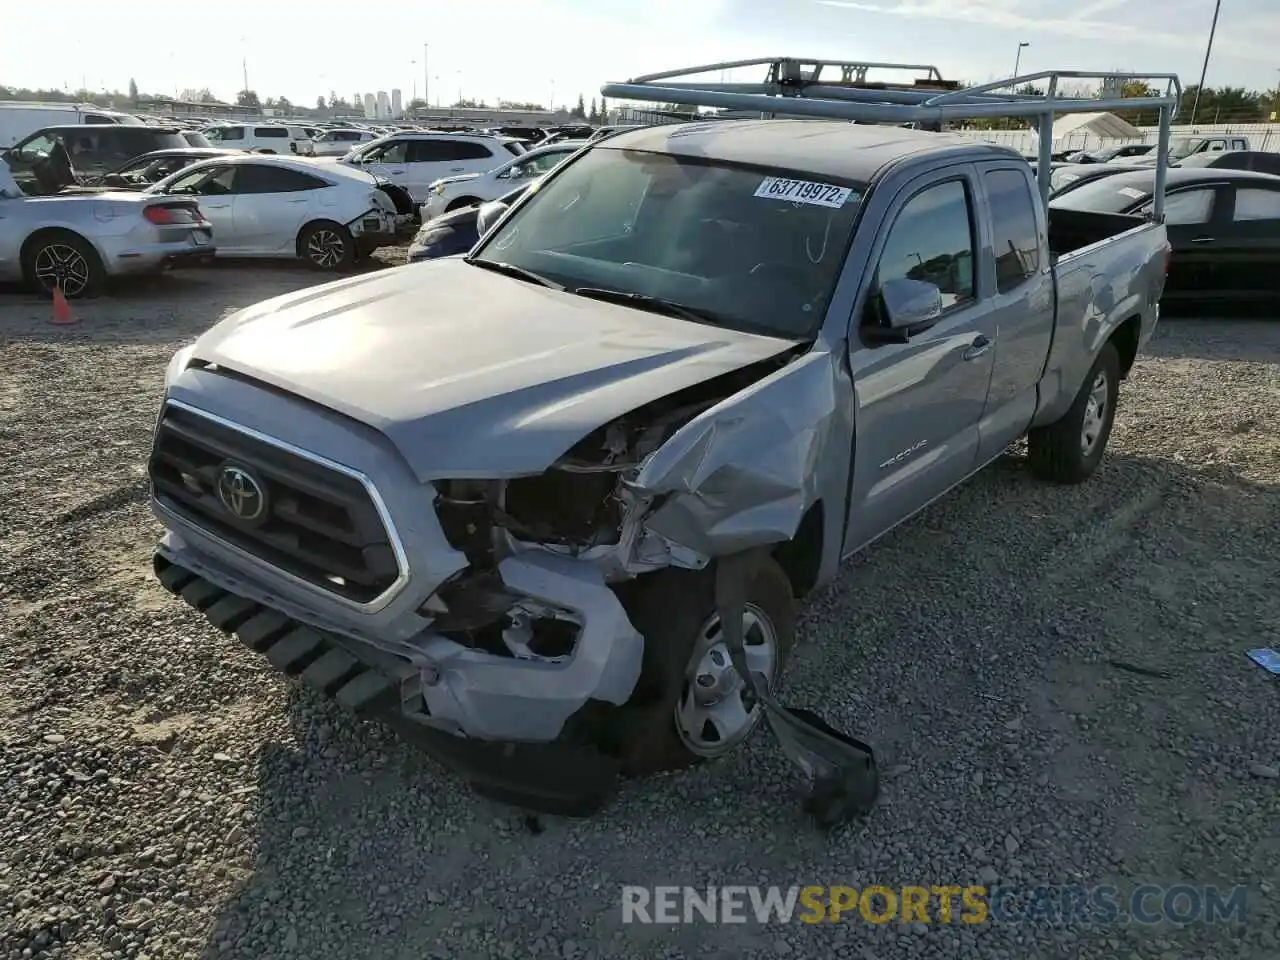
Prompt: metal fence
<box><xmin>608</xmin><ymin>106</ymin><xmax>1280</xmax><ymax>155</ymax></box>
<box><xmin>955</xmin><ymin>123</ymin><xmax>1280</xmax><ymax>154</ymax></box>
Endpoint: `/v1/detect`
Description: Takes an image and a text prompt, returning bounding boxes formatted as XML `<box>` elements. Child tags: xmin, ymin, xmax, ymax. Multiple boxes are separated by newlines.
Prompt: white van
<box><xmin>0</xmin><ymin>102</ymin><xmax>143</xmax><ymax>149</ymax></box>
<box><xmin>202</xmin><ymin>123</ymin><xmax>315</xmax><ymax>156</ymax></box>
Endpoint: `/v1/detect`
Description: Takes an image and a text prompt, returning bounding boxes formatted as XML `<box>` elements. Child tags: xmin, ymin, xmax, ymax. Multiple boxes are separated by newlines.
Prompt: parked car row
<box><xmin>0</xmin><ymin>148</ymin><xmax>415</xmax><ymax>296</ymax></box>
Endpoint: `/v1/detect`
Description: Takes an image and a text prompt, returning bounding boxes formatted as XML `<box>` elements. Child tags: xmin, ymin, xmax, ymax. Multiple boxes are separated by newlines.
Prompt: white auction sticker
<box><xmin>1117</xmin><ymin>186</ymin><xmax>1147</xmax><ymax>200</ymax></box>
<box><xmin>754</xmin><ymin>176</ymin><xmax>855</xmax><ymax>208</ymax></box>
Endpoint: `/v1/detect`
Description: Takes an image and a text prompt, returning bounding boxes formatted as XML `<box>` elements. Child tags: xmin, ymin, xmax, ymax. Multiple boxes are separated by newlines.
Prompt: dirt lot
<box><xmin>2</xmin><ymin>260</ymin><xmax>1278</xmax><ymax>960</ymax></box>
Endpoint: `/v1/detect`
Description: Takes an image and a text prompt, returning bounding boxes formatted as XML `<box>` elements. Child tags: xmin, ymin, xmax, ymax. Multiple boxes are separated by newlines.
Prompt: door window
<box><xmin>254</xmin><ymin>127</ymin><xmax>289</xmax><ymax>138</ymax></box>
<box><xmin>984</xmin><ymin>168</ymin><xmax>1041</xmax><ymax>292</ymax></box>
<box><xmin>1232</xmin><ymin>188</ymin><xmax>1280</xmax><ymax>222</ymax></box>
<box><xmin>408</xmin><ymin>139</ymin><xmax>493</xmax><ymax>162</ymax></box>
<box><xmin>367</xmin><ymin>140</ymin><xmax>410</xmax><ymax>163</ymax></box>
<box><xmin>165</xmin><ymin>165</ymin><xmax>237</xmax><ymax>196</ymax></box>
<box><xmin>1139</xmin><ymin>188</ymin><xmax>1214</xmax><ymax>225</ymax></box>
<box><xmin>11</xmin><ymin>133</ymin><xmax>57</xmax><ymax>164</ymax></box>
<box><xmin>234</xmin><ymin>164</ymin><xmax>328</xmax><ymax>193</ymax></box>
<box><xmin>872</xmin><ymin>179</ymin><xmax>976</xmax><ymax>313</ymax></box>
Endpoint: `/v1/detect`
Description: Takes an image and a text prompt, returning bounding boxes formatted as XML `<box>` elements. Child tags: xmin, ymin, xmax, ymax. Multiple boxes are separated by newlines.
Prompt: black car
<box><xmin>1048</xmin><ymin>163</ymin><xmax>1150</xmax><ymax>198</ymax></box>
<box><xmin>1066</xmin><ymin>143</ymin><xmax>1155</xmax><ymax>164</ymax></box>
<box><xmin>1050</xmin><ymin>167</ymin><xmax>1280</xmax><ymax>307</ymax></box>
<box><xmin>88</xmin><ymin>147</ymin><xmax>244</xmax><ymax>189</ymax></box>
<box><xmin>1174</xmin><ymin>151</ymin><xmax>1280</xmax><ymax>177</ymax></box>
<box><xmin>3</xmin><ymin>124</ymin><xmax>190</xmax><ymax>192</ymax></box>
<box><xmin>405</xmin><ymin>183</ymin><xmax>532</xmax><ymax>263</ymax></box>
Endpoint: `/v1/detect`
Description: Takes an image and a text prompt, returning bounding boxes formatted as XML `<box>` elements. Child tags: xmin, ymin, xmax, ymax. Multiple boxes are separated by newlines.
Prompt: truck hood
<box><xmin>190</xmin><ymin>258</ymin><xmax>798</xmax><ymax>481</ymax></box>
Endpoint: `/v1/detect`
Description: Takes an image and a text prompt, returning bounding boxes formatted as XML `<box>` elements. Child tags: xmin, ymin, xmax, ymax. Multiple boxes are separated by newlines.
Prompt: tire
<box><xmin>298</xmin><ymin>221</ymin><xmax>355</xmax><ymax>272</ymax></box>
<box><xmin>446</xmin><ymin>196</ymin><xmax>481</xmax><ymax>212</ymax></box>
<box><xmin>21</xmin><ymin>231</ymin><xmax>106</xmax><ymax>299</ymax></box>
<box><xmin>612</xmin><ymin>557</ymin><xmax>796</xmax><ymax>776</ymax></box>
<box><xmin>1027</xmin><ymin>341</ymin><xmax>1120</xmax><ymax>484</ymax></box>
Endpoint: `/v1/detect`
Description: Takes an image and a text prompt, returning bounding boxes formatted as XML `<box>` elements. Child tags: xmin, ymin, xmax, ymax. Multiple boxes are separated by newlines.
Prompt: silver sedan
<box><xmin>0</xmin><ymin>160</ymin><xmax>214</xmax><ymax>298</ymax></box>
<box><xmin>145</xmin><ymin>155</ymin><xmax>402</xmax><ymax>270</ymax></box>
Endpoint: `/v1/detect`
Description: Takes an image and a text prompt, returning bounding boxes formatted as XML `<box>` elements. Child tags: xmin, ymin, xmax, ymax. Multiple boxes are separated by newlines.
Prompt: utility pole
<box><xmin>423</xmin><ymin>43</ymin><xmax>429</xmax><ymax>112</ymax></box>
<box><xmin>242</xmin><ymin>58</ymin><xmax>249</xmax><ymax>95</ymax></box>
<box><xmin>1012</xmin><ymin>41</ymin><xmax>1029</xmax><ymax>81</ymax></box>
<box><xmin>1190</xmin><ymin>0</ymin><xmax>1222</xmax><ymax>125</ymax></box>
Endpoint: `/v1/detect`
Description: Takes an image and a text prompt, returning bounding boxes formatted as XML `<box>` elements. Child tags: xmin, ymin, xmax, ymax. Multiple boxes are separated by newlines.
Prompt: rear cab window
<box><xmin>984</xmin><ymin>168</ymin><xmax>1041</xmax><ymax>292</ymax></box>
<box><xmin>254</xmin><ymin>127</ymin><xmax>289</xmax><ymax>138</ymax></box>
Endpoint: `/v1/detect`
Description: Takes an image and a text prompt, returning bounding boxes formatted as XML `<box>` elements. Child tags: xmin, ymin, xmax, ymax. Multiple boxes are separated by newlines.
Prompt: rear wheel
<box><xmin>1027</xmin><ymin>341</ymin><xmax>1120</xmax><ymax>483</ymax></box>
<box><xmin>298</xmin><ymin>221</ymin><xmax>355</xmax><ymax>272</ymax></box>
<box><xmin>22</xmin><ymin>231</ymin><xmax>106</xmax><ymax>299</ymax></box>
<box><xmin>612</xmin><ymin>559</ymin><xmax>795</xmax><ymax>776</ymax></box>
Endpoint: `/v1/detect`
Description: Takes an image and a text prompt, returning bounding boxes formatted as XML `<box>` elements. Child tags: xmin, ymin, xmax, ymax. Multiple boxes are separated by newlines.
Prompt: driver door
<box><xmin>161</xmin><ymin>164</ymin><xmax>240</xmax><ymax>250</ymax></box>
<box><xmin>843</xmin><ymin>168</ymin><xmax>999</xmax><ymax>554</ymax></box>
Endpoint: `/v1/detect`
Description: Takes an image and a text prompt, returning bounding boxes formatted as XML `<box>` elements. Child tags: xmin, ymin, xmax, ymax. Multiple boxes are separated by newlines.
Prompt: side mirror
<box><xmin>865</xmin><ymin>277</ymin><xmax>944</xmax><ymax>344</ymax></box>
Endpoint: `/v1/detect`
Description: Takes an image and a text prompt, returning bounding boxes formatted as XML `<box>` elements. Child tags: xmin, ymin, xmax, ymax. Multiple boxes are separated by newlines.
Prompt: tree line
<box><xmin>2</xmin><ymin>77</ymin><xmax>1274</xmax><ymax>127</ymax></box>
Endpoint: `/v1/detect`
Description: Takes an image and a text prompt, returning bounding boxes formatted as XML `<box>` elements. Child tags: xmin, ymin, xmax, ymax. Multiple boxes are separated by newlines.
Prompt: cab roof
<box><xmin>598</xmin><ymin>119</ymin><xmax>1022</xmax><ymax>184</ymax></box>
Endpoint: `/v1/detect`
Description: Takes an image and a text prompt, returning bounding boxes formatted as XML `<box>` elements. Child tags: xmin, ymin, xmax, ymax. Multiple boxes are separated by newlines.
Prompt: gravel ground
<box><xmin>2</xmin><ymin>260</ymin><xmax>1278</xmax><ymax>960</ymax></box>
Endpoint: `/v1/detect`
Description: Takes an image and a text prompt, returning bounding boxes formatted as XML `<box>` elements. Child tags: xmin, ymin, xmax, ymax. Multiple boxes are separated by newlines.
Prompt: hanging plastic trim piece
<box><xmin>713</xmin><ymin>551</ymin><xmax>879</xmax><ymax>829</ymax></box>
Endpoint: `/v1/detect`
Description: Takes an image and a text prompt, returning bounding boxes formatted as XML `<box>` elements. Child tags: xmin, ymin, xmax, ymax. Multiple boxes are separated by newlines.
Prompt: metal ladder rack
<box><xmin>600</xmin><ymin>57</ymin><xmax>1181</xmax><ymax>217</ymax></box>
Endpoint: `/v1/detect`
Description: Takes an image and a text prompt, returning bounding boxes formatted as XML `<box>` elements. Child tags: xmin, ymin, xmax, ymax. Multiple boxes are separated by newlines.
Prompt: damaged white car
<box><xmin>148</xmin><ymin>107</ymin><xmax>1167</xmax><ymax>813</ymax></box>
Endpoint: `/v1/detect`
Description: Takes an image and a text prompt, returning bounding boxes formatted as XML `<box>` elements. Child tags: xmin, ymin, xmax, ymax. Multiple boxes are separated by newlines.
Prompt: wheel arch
<box><xmin>1109</xmin><ymin>314</ymin><xmax>1142</xmax><ymax>380</ymax></box>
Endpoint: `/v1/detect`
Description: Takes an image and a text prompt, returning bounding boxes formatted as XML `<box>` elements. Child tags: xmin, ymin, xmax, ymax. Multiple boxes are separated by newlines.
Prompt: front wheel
<box><xmin>445</xmin><ymin>196</ymin><xmax>482</xmax><ymax>212</ymax></box>
<box><xmin>612</xmin><ymin>558</ymin><xmax>795</xmax><ymax>776</ymax></box>
<box><xmin>1027</xmin><ymin>341</ymin><xmax>1120</xmax><ymax>484</ymax></box>
<box><xmin>298</xmin><ymin>221</ymin><xmax>355</xmax><ymax>272</ymax></box>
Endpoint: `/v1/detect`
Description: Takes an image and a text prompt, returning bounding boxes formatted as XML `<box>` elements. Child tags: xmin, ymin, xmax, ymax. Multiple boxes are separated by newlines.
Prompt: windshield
<box><xmin>470</xmin><ymin>147</ymin><xmax>866</xmax><ymax>339</ymax></box>
<box><xmin>1167</xmin><ymin>138</ymin><xmax>1203</xmax><ymax>159</ymax></box>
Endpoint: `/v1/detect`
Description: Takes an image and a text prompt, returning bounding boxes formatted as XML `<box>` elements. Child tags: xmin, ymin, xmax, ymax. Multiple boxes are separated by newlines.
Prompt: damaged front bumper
<box><xmin>153</xmin><ymin>551</ymin><xmax>624</xmax><ymax>815</ymax></box>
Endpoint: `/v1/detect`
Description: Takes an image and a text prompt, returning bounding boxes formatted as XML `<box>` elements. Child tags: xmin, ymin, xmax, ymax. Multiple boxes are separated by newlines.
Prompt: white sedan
<box><xmin>145</xmin><ymin>154</ymin><xmax>399</xmax><ymax>270</ymax></box>
<box><xmin>420</xmin><ymin>140</ymin><xmax>586</xmax><ymax>221</ymax></box>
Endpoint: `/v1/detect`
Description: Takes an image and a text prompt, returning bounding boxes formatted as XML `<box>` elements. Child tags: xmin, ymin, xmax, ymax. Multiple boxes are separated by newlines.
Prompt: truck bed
<box><xmin>1048</xmin><ymin>208</ymin><xmax>1148</xmax><ymax>261</ymax></box>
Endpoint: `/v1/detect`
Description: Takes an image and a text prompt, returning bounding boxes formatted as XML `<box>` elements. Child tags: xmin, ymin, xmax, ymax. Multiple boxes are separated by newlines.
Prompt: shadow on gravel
<box><xmin>0</xmin><ymin>257</ymin><xmax>398</xmax><ymax>347</ymax></box>
<box><xmin>1145</xmin><ymin>311</ymin><xmax>1280</xmax><ymax>363</ymax></box>
<box><xmin>201</xmin><ymin>452</ymin><xmax>1280</xmax><ymax>960</ymax></box>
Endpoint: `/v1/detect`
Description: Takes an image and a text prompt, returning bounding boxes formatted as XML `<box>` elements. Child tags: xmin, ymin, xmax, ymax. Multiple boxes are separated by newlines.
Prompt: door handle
<box><xmin>390</xmin><ymin>170</ymin><xmax>405</xmax><ymax>175</ymax></box>
<box><xmin>962</xmin><ymin>335</ymin><xmax>992</xmax><ymax>361</ymax></box>
<box><xmin>449</xmin><ymin>167</ymin><xmax>465</xmax><ymax>172</ymax></box>
<box><xmin>1190</xmin><ymin>237</ymin><xmax>1214</xmax><ymax>243</ymax></box>
<box><xmin>203</xmin><ymin>203</ymin><xmax>229</xmax><ymax>209</ymax></box>
<box><xmin>287</xmin><ymin>198</ymin><xmax>308</xmax><ymax>203</ymax></box>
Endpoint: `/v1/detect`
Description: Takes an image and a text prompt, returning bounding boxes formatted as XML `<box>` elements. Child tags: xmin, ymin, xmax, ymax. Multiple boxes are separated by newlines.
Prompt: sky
<box><xmin>3</xmin><ymin>0</ymin><xmax>1278</xmax><ymax>109</ymax></box>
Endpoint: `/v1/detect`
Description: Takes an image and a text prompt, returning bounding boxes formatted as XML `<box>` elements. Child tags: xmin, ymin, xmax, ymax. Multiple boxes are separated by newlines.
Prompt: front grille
<box><xmin>148</xmin><ymin>403</ymin><xmax>401</xmax><ymax>604</ymax></box>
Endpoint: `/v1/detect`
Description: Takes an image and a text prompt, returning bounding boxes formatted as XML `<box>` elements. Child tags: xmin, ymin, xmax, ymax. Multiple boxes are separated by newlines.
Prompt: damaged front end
<box><xmin>414</xmin><ymin>351</ymin><xmax>811</xmax><ymax>735</ymax></box>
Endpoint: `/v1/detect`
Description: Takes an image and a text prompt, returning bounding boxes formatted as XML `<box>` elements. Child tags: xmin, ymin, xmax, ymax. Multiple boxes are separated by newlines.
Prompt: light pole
<box><xmin>1190</xmin><ymin>0</ymin><xmax>1222</xmax><ymax>125</ymax></box>
<box><xmin>1012</xmin><ymin>41</ymin><xmax>1030</xmax><ymax>80</ymax></box>
<box><xmin>423</xmin><ymin>43</ymin><xmax>430</xmax><ymax>112</ymax></box>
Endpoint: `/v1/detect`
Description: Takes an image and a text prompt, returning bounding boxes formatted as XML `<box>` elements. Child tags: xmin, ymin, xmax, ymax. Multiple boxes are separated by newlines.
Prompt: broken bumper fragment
<box><xmin>153</xmin><ymin>551</ymin><xmax>623</xmax><ymax>815</ymax></box>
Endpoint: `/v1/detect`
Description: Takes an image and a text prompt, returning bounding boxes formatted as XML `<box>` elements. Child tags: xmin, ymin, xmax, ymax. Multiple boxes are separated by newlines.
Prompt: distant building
<box><xmin>376</xmin><ymin>91</ymin><xmax>390</xmax><ymax>119</ymax></box>
<box><xmin>391</xmin><ymin>89</ymin><xmax>403</xmax><ymax>118</ymax></box>
<box><xmin>410</xmin><ymin>105</ymin><xmax>576</xmax><ymax>127</ymax></box>
<box><xmin>353</xmin><ymin>92</ymin><xmax>362</xmax><ymax>112</ymax></box>
<box><xmin>363</xmin><ymin>93</ymin><xmax>376</xmax><ymax>120</ymax></box>
<box><xmin>136</xmin><ymin>96</ymin><xmax>260</xmax><ymax>119</ymax></box>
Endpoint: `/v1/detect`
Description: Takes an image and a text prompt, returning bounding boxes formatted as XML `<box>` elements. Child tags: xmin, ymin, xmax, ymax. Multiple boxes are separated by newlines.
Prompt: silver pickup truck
<box><xmin>148</xmin><ymin>60</ymin><xmax>1177</xmax><ymax>811</ymax></box>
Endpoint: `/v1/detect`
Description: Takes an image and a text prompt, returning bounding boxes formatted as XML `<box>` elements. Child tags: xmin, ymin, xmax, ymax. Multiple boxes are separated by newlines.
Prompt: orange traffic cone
<box><xmin>50</xmin><ymin>285</ymin><xmax>76</xmax><ymax>325</ymax></box>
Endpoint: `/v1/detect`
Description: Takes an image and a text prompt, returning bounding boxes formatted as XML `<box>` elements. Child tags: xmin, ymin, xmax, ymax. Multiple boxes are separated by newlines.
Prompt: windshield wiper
<box><xmin>571</xmin><ymin>287</ymin><xmax>726</xmax><ymax>326</ymax></box>
<box><xmin>465</xmin><ymin>257</ymin><xmax>562</xmax><ymax>289</ymax></box>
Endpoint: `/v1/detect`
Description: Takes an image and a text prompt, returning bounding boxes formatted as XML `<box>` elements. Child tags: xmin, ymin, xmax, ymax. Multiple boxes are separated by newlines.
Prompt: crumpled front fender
<box><xmin>631</xmin><ymin>350</ymin><xmax>840</xmax><ymax>556</ymax></box>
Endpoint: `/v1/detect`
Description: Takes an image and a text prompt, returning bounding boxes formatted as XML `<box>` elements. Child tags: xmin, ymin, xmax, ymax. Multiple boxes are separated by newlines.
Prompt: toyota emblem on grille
<box><xmin>216</xmin><ymin>464</ymin><xmax>267</xmax><ymax>523</ymax></box>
